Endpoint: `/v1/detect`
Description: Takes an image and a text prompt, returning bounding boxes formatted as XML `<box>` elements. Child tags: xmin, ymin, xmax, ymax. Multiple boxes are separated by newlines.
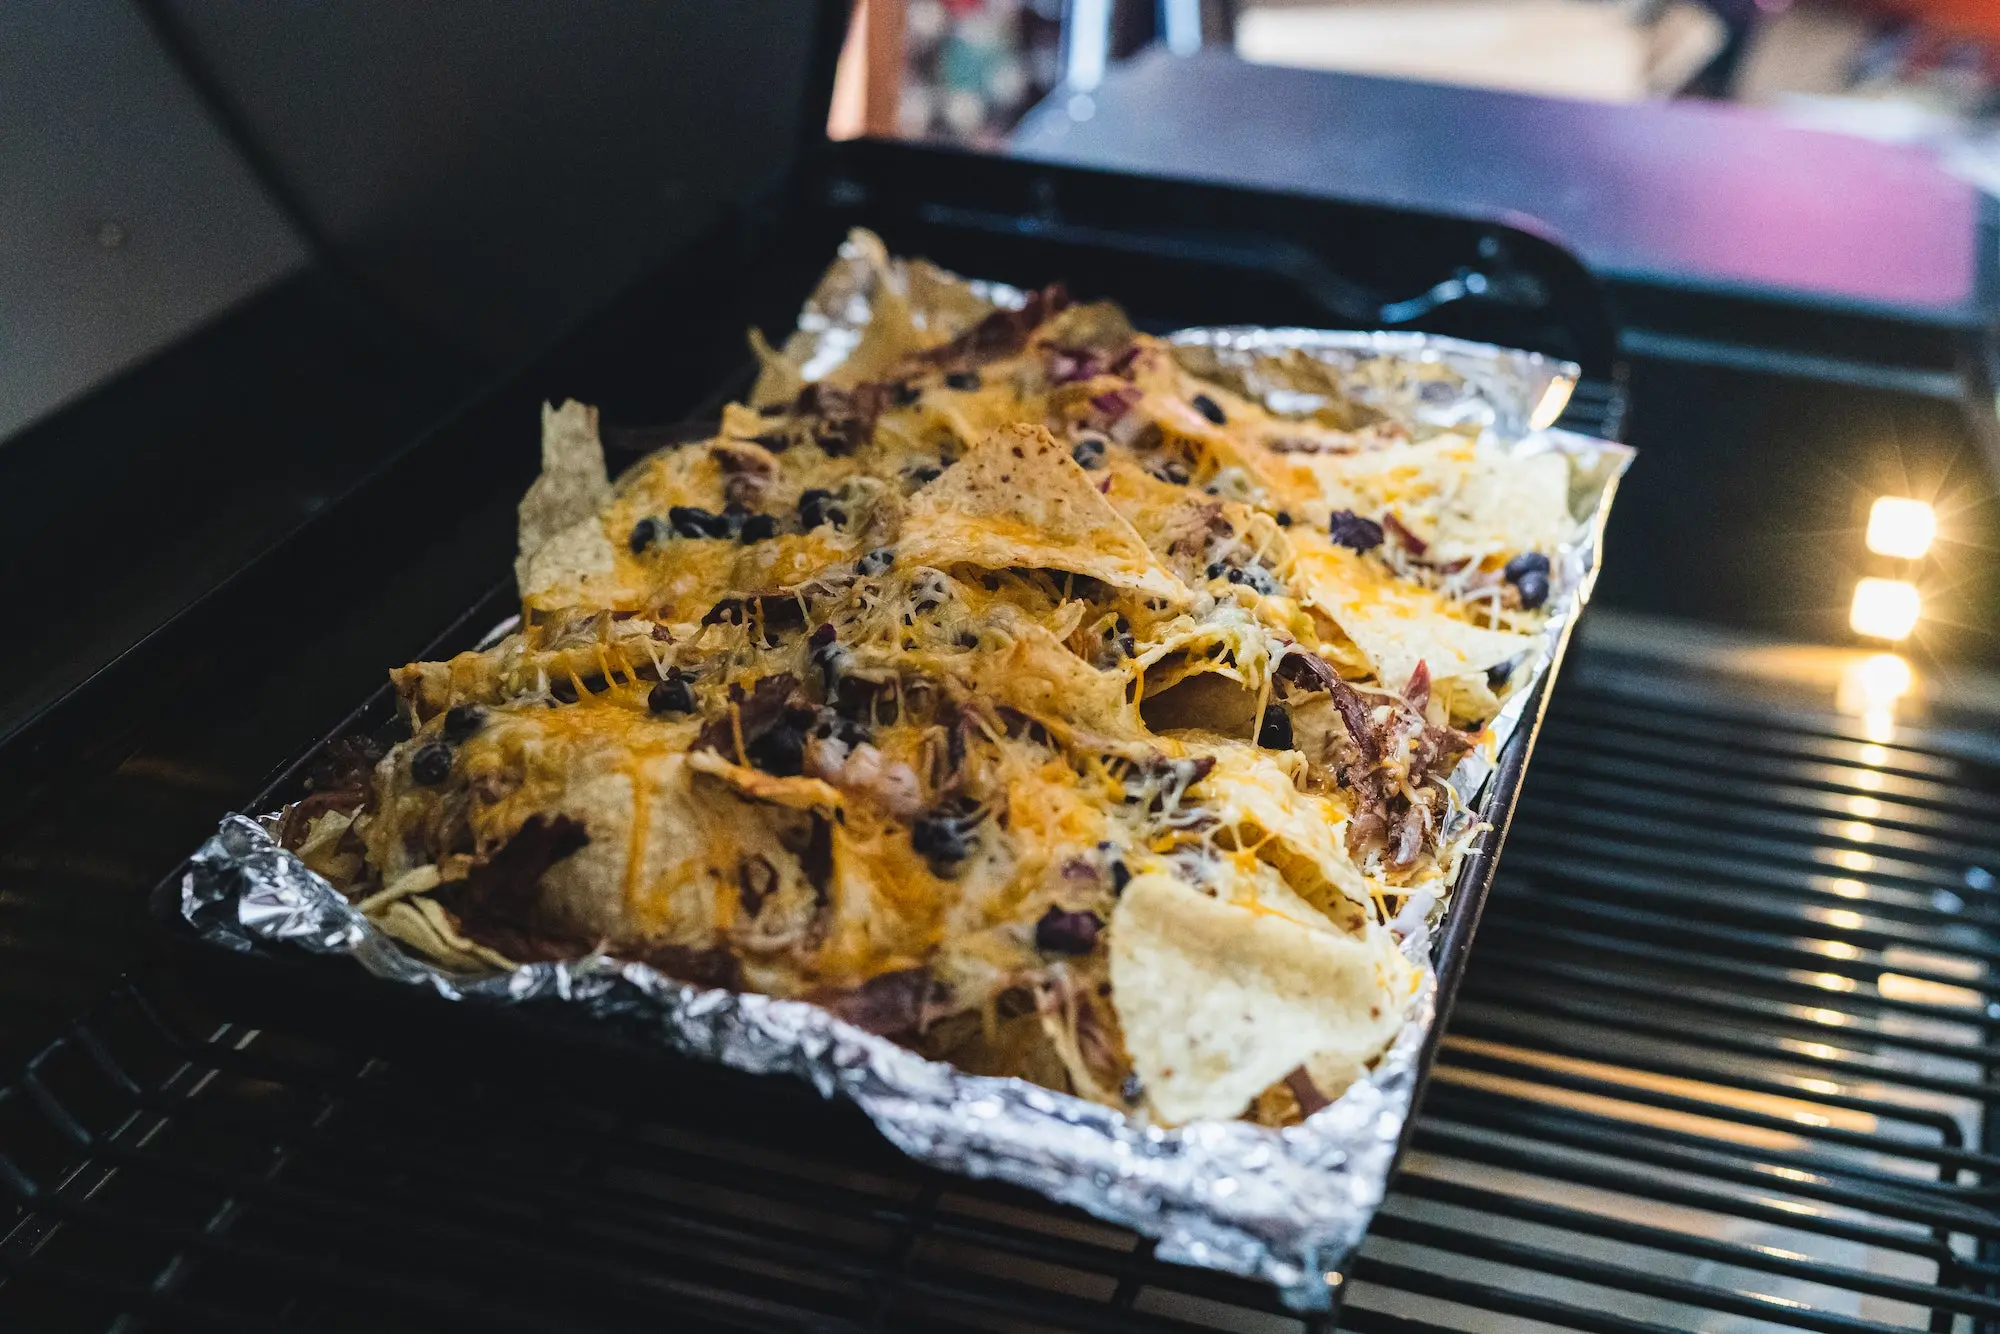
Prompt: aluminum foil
<box><xmin>178</xmin><ymin>261</ymin><xmax>1631</xmax><ymax>1310</ymax></box>
<box><xmin>1169</xmin><ymin>325</ymin><xmax>1579</xmax><ymax>441</ymax></box>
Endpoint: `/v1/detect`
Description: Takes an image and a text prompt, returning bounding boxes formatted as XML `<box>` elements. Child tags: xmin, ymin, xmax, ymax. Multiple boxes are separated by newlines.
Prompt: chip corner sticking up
<box><xmin>902</xmin><ymin>423</ymin><xmax>1189</xmax><ymax>602</ymax></box>
<box><xmin>516</xmin><ymin>399</ymin><xmax>615</xmax><ymax>599</ymax></box>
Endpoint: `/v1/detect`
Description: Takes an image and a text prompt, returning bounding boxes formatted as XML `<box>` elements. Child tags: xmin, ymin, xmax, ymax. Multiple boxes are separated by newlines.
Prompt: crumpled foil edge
<box><xmin>178</xmin><ymin>304</ymin><xmax>1630</xmax><ymax>1310</ymax></box>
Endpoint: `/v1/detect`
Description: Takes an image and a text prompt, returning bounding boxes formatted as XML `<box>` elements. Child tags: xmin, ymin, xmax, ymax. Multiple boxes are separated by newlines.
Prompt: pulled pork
<box><xmin>1278</xmin><ymin>653</ymin><xmax>1475</xmax><ymax>871</ymax></box>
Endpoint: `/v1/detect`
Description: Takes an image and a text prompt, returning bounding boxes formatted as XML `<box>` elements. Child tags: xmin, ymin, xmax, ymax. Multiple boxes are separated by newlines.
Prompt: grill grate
<box><xmin>3</xmin><ymin>638</ymin><xmax>1998</xmax><ymax>1331</ymax></box>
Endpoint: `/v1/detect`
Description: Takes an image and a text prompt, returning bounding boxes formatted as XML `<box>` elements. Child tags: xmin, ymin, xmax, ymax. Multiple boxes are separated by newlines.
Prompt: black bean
<box><xmin>892</xmin><ymin>381</ymin><xmax>922</xmax><ymax>406</ymax></box>
<box><xmin>1118</xmin><ymin>635</ymin><xmax>1136</xmax><ymax>657</ymax></box>
<box><xmin>1110</xmin><ymin>860</ymin><xmax>1132</xmax><ymax>894</ymax></box>
<box><xmin>1157</xmin><ymin>462</ymin><xmax>1189</xmax><ymax>486</ymax></box>
<box><xmin>738</xmin><ymin>513</ymin><xmax>778</xmax><ymax>543</ymax></box>
<box><xmin>1206</xmin><ymin>561</ymin><xmax>1226</xmax><ymax>579</ymax></box>
<box><xmin>957</xmin><ymin>631</ymin><xmax>979</xmax><ymax>648</ymax></box>
<box><xmin>810</xmin><ymin>639</ymin><xmax>852</xmax><ymax>692</ymax></box>
<box><xmin>648</xmin><ymin>678</ymin><xmax>695</xmax><ymax>715</ymax></box>
<box><xmin>442</xmin><ymin>704</ymin><xmax>486</xmax><ymax>743</ymax></box>
<box><xmin>1120</xmin><ymin>1073</ymin><xmax>1145</xmax><ymax>1104</ymax></box>
<box><xmin>1504</xmin><ymin>550</ymin><xmax>1551</xmax><ymax>584</ymax></box>
<box><xmin>746</xmin><ymin>721</ymin><xmax>807</xmax><ymax>777</ymax></box>
<box><xmin>629</xmin><ymin>516</ymin><xmax>667</xmax><ymax>553</ymax></box>
<box><xmin>856</xmin><ymin>548</ymin><xmax>894</xmax><ymax>577</ymax></box>
<box><xmin>908</xmin><ymin>463</ymin><xmax>942</xmax><ymax>485</ymax></box>
<box><xmin>1034</xmin><ymin>906</ymin><xmax>1102</xmax><ymax>955</ymax></box>
<box><xmin>410</xmin><ymin>741</ymin><xmax>452</xmax><ymax>786</ymax></box>
<box><xmin>1275</xmin><ymin>511</ymin><xmax>1294</xmax><ymax>527</ymax></box>
<box><xmin>1257</xmin><ymin>704</ymin><xmax>1294</xmax><ymax>750</ymax></box>
<box><xmin>1071</xmin><ymin>436</ymin><xmax>1106</xmax><ymax>469</ymax></box>
<box><xmin>1515</xmin><ymin>569</ymin><xmax>1550</xmax><ymax>610</ymax></box>
<box><xmin>1191</xmin><ymin>393</ymin><xmax>1227</xmax><ymax>425</ymax></box>
<box><xmin>1486</xmin><ymin>655</ymin><xmax>1520</xmax><ymax>690</ymax></box>
<box><xmin>669</xmin><ymin>506</ymin><xmax>731</xmax><ymax>539</ymax></box>
<box><xmin>1328</xmin><ymin>509</ymin><xmax>1385</xmax><ymax>552</ymax></box>
<box><xmin>809</xmin><ymin>623</ymin><xmax>836</xmax><ymax>648</ymax></box>
<box><xmin>911</xmin><ymin>800</ymin><xmax>982</xmax><ymax>875</ymax></box>
<box><xmin>1225</xmin><ymin>567</ymin><xmax>1247</xmax><ymax>585</ymax></box>
<box><xmin>811</xmin><ymin>711</ymin><xmax>871</xmax><ymax>748</ymax></box>
<box><xmin>797</xmin><ymin>489</ymin><xmax>839</xmax><ymax>530</ymax></box>
<box><xmin>944</xmin><ymin>371</ymin><xmax>981</xmax><ymax>391</ymax></box>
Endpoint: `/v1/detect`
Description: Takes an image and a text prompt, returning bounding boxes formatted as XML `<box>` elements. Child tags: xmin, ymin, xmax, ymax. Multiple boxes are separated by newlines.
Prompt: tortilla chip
<box><xmin>517</xmin><ymin>401</ymin><xmax>613</xmax><ymax>595</ymax></box>
<box><xmin>1428</xmin><ymin>450</ymin><xmax>1571</xmax><ymax>566</ymax></box>
<box><xmin>517</xmin><ymin>514</ymin><xmax>618</xmax><ymax>606</ymax></box>
<box><xmin>1194</xmin><ymin>744</ymin><xmax>1372</xmax><ymax>923</ymax></box>
<box><xmin>956</xmin><ymin>612</ymin><xmax>1134</xmax><ymax>733</ymax></box>
<box><xmin>748</xmin><ymin>328</ymin><xmax>804</xmax><ymax>409</ymax></box>
<box><xmin>1288</xmin><ymin>536</ymin><xmax>1535</xmax><ymax>690</ymax></box>
<box><xmin>898</xmin><ymin>424</ymin><xmax>1188</xmax><ymax>601</ymax></box>
<box><xmin>1109</xmin><ymin>871</ymin><xmax>1410</xmax><ymax>1124</ymax></box>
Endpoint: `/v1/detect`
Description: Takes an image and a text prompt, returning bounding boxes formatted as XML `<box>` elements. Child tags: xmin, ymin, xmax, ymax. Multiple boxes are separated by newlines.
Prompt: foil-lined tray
<box><xmin>177</xmin><ymin>251</ymin><xmax>1631</xmax><ymax>1310</ymax></box>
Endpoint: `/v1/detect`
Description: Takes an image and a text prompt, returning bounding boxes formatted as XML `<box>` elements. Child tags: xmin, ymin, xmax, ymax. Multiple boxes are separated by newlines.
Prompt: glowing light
<box><xmin>1846</xmin><ymin>795</ymin><xmax>1881</xmax><ymax>819</ymax></box>
<box><xmin>1809</xmin><ymin>972</ymin><xmax>1857</xmax><ymax>992</ymax></box>
<box><xmin>1827</xmin><ymin>878</ymin><xmax>1867</xmax><ymax>899</ymax></box>
<box><xmin>1855</xmin><ymin>769</ymin><xmax>1883</xmax><ymax>792</ymax></box>
<box><xmin>1842</xmin><ymin>822</ymin><xmax>1875</xmax><ymax>843</ymax></box>
<box><xmin>1834</xmin><ymin>850</ymin><xmax>1875</xmax><ymax>872</ymax></box>
<box><xmin>1859</xmin><ymin>744</ymin><xmax>1889</xmax><ymax>767</ymax></box>
<box><xmin>1836</xmin><ymin>653</ymin><xmax>1912</xmax><ymax>735</ymax></box>
<box><xmin>1866</xmin><ymin>496</ymin><xmax>1936</xmax><ymax>559</ymax></box>
<box><xmin>1824</xmin><ymin>909</ymin><xmax>1863</xmax><ymax>930</ymax></box>
<box><xmin>1849</xmin><ymin>579</ymin><xmax>1920</xmax><ymax>641</ymax></box>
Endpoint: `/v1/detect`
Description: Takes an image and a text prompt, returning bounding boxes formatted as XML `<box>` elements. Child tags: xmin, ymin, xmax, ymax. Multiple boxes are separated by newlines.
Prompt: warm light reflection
<box><xmin>1849</xmin><ymin>579</ymin><xmax>1921</xmax><ymax>641</ymax></box>
<box><xmin>1854</xmin><ymin>769</ymin><xmax>1884</xmax><ymax>792</ymax></box>
<box><xmin>1842</xmin><ymin>822</ymin><xmax>1875</xmax><ymax>843</ymax></box>
<box><xmin>1835</xmin><ymin>654</ymin><xmax>1912</xmax><ymax>740</ymax></box>
<box><xmin>1809</xmin><ymin>972</ymin><xmax>1858</xmax><ymax>992</ymax></box>
<box><xmin>1878</xmin><ymin>973</ymin><xmax>1983</xmax><ymax>1008</ymax></box>
<box><xmin>1818</xmin><ymin>941</ymin><xmax>1860</xmax><ymax>960</ymax></box>
<box><xmin>1824</xmin><ymin>909</ymin><xmax>1863</xmax><ymax>930</ymax></box>
<box><xmin>1846</xmin><ymin>795</ymin><xmax>1882</xmax><ymax>819</ymax></box>
<box><xmin>1866</xmin><ymin>496</ymin><xmax>1936</xmax><ymax>559</ymax></box>
<box><xmin>1859</xmin><ymin>743</ymin><xmax>1889</xmax><ymax>767</ymax></box>
<box><xmin>1834</xmin><ymin>850</ymin><xmax>1874</xmax><ymax>872</ymax></box>
<box><xmin>1805</xmin><ymin>1008</ymin><xmax>1848</xmax><ymax>1026</ymax></box>
<box><xmin>1826</xmin><ymin>877</ymin><xmax>1868</xmax><ymax>899</ymax></box>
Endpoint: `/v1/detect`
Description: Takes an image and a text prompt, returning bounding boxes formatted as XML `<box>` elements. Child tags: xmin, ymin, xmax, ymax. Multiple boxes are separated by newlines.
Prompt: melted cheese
<box><xmin>349</xmin><ymin>239</ymin><xmax>1575</xmax><ymax>1126</ymax></box>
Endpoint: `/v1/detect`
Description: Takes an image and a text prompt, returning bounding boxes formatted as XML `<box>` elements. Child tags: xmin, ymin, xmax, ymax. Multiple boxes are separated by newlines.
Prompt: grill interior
<box><xmin>2</xmin><ymin>624</ymin><xmax>1995</xmax><ymax>1332</ymax></box>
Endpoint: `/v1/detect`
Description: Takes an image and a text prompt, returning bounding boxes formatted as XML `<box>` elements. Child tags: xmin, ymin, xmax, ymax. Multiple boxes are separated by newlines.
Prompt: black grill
<box><xmin>3</xmin><ymin>629</ymin><xmax>1995</xmax><ymax>1332</ymax></box>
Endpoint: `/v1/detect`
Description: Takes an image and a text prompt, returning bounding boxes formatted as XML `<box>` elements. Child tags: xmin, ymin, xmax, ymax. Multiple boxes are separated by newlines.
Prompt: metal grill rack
<box><xmin>1</xmin><ymin>630</ymin><xmax>1995</xmax><ymax>1332</ymax></box>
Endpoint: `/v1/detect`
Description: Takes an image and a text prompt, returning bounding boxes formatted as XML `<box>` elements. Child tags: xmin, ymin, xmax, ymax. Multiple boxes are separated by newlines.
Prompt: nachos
<box><xmin>283</xmin><ymin>232</ymin><xmax>1577</xmax><ymax>1128</ymax></box>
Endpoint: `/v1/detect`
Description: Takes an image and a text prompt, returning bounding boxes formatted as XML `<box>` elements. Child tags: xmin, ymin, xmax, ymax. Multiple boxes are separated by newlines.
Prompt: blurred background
<box><xmin>829</xmin><ymin>0</ymin><xmax>2000</xmax><ymax>172</ymax></box>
